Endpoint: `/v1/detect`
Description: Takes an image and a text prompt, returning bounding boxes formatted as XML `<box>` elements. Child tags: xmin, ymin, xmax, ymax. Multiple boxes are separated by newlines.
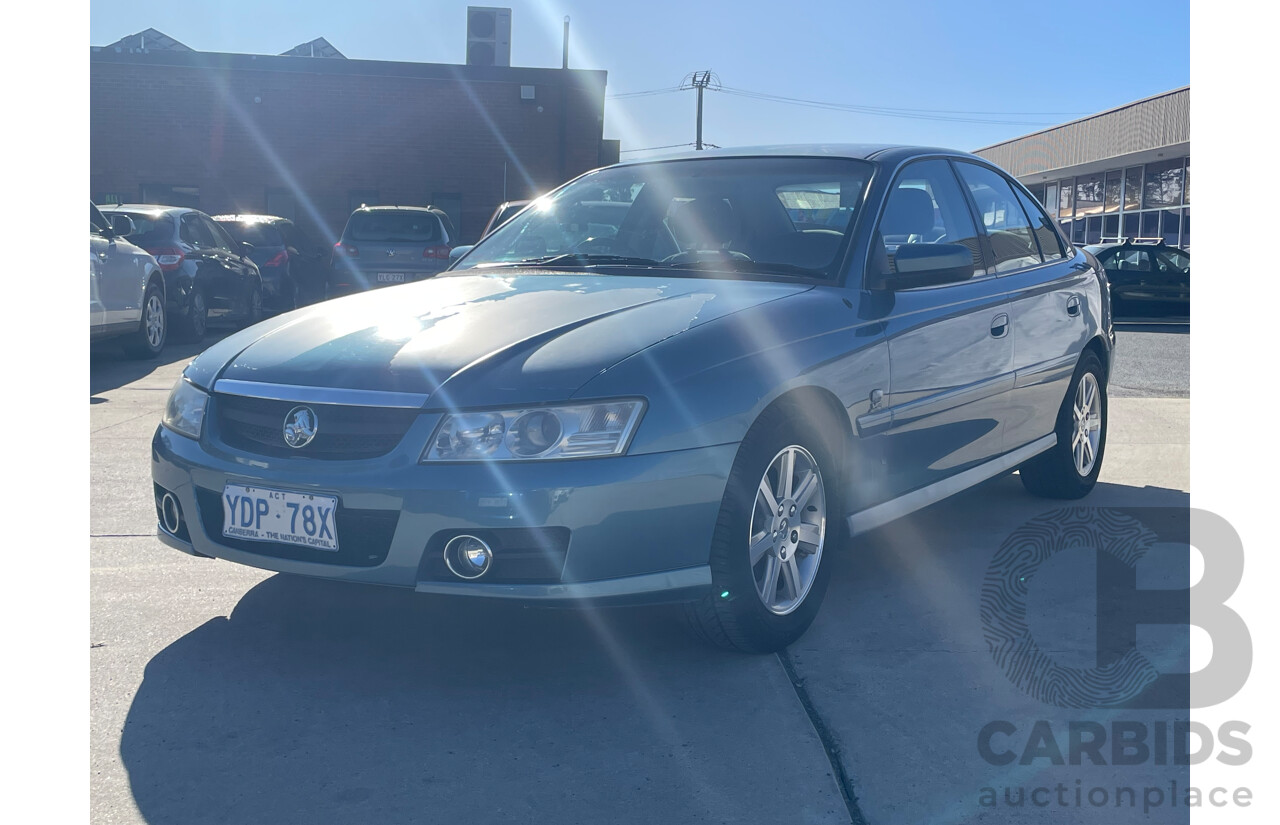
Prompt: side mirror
<box><xmin>240</xmin><ymin>241</ymin><xmax>254</xmax><ymax>255</ymax></box>
<box><xmin>448</xmin><ymin>245</ymin><xmax>474</xmax><ymax>266</ymax></box>
<box><xmin>869</xmin><ymin>243</ymin><xmax>973</xmax><ymax>290</ymax></box>
<box><xmin>109</xmin><ymin>214</ymin><xmax>135</xmax><ymax>238</ymax></box>
<box><xmin>286</xmin><ymin>246</ymin><xmax>299</xmax><ymax>257</ymax></box>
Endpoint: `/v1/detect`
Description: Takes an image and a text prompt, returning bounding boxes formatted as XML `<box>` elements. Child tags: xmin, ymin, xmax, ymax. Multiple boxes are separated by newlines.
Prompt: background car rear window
<box><xmin>220</xmin><ymin>222</ymin><xmax>284</xmax><ymax>248</ymax></box>
<box><xmin>954</xmin><ymin>162</ymin><xmax>1043</xmax><ymax>273</ymax></box>
<box><xmin>115</xmin><ymin>213</ymin><xmax>174</xmax><ymax>248</ymax></box>
<box><xmin>346</xmin><ymin>211</ymin><xmax>441</xmax><ymax>243</ymax></box>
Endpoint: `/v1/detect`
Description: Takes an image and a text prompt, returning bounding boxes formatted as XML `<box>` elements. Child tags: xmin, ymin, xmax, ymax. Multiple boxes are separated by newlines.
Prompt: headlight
<box><xmin>162</xmin><ymin>377</ymin><xmax>209</xmax><ymax>439</ymax></box>
<box><xmin>422</xmin><ymin>399</ymin><xmax>645</xmax><ymax>462</ymax></box>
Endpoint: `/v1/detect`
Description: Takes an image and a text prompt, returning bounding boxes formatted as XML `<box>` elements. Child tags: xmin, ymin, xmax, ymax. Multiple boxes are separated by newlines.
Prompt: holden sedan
<box><xmin>152</xmin><ymin>145</ymin><xmax>1112</xmax><ymax>652</ymax></box>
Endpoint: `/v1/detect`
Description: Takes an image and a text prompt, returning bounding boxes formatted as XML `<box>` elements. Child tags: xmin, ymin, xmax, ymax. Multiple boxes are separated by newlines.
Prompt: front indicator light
<box><xmin>422</xmin><ymin>399</ymin><xmax>645</xmax><ymax>462</ymax></box>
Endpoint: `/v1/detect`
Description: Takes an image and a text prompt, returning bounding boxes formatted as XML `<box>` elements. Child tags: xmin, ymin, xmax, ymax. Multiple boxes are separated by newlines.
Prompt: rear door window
<box><xmin>180</xmin><ymin>213</ymin><xmax>214</xmax><ymax>248</ymax></box>
<box><xmin>113</xmin><ymin>212</ymin><xmax>174</xmax><ymax>248</ymax></box>
<box><xmin>954</xmin><ymin>161</ymin><xmax>1043</xmax><ymax>273</ymax></box>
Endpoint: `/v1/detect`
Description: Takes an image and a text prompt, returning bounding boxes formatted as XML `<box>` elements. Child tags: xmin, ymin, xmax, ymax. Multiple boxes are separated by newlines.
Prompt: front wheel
<box><xmin>685</xmin><ymin>402</ymin><xmax>843</xmax><ymax>653</ymax></box>
<box><xmin>178</xmin><ymin>289</ymin><xmax>208</xmax><ymax>342</ymax></box>
<box><xmin>1019</xmin><ymin>350</ymin><xmax>1107</xmax><ymax>499</ymax></box>
<box><xmin>237</xmin><ymin>285</ymin><xmax>263</xmax><ymax>330</ymax></box>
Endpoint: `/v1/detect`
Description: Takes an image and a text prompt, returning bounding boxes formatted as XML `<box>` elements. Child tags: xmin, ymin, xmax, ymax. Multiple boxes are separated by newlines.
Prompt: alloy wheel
<box><xmin>1072</xmin><ymin>372</ymin><xmax>1103</xmax><ymax>476</ymax></box>
<box><xmin>144</xmin><ymin>293</ymin><xmax>165</xmax><ymax>349</ymax></box>
<box><xmin>749</xmin><ymin>445</ymin><xmax>827</xmax><ymax>615</ymax></box>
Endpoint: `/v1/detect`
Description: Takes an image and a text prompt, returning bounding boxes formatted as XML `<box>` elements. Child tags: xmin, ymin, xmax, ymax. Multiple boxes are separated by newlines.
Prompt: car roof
<box><xmin>100</xmin><ymin>204</ymin><xmax>194</xmax><ymax>216</ymax></box>
<box><xmin>211</xmin><ymin>214</ymin><xmax>290</xmax><ymax>223</ymax></box>
<box><xmin>354</xmin><ymin>205</ymin><xmax>442</xmax><ymax>213</ymax></box>
<box><xmin>610</xmin><ymin>143</ymin><xmax>985</xmax><ymax>167</ymax></box>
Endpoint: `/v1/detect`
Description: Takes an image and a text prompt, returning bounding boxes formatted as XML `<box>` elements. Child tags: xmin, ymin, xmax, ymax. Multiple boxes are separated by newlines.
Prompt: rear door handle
<box><xmin>990</xmin><ymin>313</ymin><xmax>1009</xmax><ymax>339</ymax></box>
<box><xmin>1067</xmin><ymin>296</ymin><xmax>1081</xmax><ymax>316</ymax></box>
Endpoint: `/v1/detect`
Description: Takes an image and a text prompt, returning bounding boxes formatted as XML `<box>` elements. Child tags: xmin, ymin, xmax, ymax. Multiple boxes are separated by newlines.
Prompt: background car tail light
<box><xmin>334</xmin><ymin>242</ymin><xmax>358</xmax><ymax>257</ymax></box>
<box><xmin>265</xmin><ymin>250</ymin><xmax>289</xmax><ymax>267</ymax></box>
<box><xmin>147</xmin><ymin>247</ymin><xmax>185</xmax><ymax>272</ymax></box>
<box><xmin>423</xmin><ymin>245</ymin><xmax>451</xmax><ymax>259</ymax></box>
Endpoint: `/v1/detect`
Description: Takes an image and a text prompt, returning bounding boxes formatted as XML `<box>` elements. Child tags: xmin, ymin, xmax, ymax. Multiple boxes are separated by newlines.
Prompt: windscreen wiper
<box><xmin>663</xmin><ymin>259</ymin><xmax>825</xmax><ymax>278</ymax></box>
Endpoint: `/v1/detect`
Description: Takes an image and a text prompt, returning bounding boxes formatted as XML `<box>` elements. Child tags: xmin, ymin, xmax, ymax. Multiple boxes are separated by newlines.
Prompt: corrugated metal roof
<box><xmin>974</xmin><ymin>87</ymin><xmax>1189</xmax><ymax>178</ymax></box>
<box><xmin>279</xmin><ymin>37</ymin><xmax>346</xmax><ymax>59</ymax></box>
<box><xmin>100</xmin><ymin>28</ymin><xmax>192</xmax><ymax>53</ymax></box>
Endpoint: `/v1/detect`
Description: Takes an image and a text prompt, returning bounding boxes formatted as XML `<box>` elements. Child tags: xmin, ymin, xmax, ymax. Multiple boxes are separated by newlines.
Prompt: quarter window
<box><xmin>954</xmin><ymin>162</ymin><xmax>1042</xmax><ymax>273</ymax></box>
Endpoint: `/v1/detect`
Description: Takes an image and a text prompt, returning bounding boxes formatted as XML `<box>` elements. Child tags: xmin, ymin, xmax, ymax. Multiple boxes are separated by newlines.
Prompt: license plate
<box><xmin>377</xmin><ymin>272</ymin><xmax>406</xmax><ymax>284</ymax></box>
<box><xmin>222</xmin><ymin>484</ymin><xmax>339</xmax><ymax>551</ymax></box>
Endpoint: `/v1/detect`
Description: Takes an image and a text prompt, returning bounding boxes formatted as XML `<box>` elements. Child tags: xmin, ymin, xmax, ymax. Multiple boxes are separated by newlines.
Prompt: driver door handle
<box><xmin>990</xmin><ymin>313</ymin><xmax>1009</xmax><ymax>339</ymax></box>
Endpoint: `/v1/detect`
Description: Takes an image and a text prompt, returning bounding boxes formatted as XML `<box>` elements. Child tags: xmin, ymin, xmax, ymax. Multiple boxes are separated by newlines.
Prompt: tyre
<box><xmin>238</xmin><ymin>285</ymin><xmax>263</xmax><ymax>330</ymax></box>
<box><xmin>1019</xmin><ymin>350</ymin><xmax>1107</xmax><ymax>499</ymax></box>
<box><xmin>178</xmin><ymin>289</ymin><xmax>208</xmax><ymax>343</ymax></box>
<box><xmin>122</xmin><ymin>282</ymin><xmax>167</xmax><ymax>359</ymax></box>
<box><xmin>685</xmin><ymin>401</ymin><xmax>844</xmax><ymax>653</ymax></box>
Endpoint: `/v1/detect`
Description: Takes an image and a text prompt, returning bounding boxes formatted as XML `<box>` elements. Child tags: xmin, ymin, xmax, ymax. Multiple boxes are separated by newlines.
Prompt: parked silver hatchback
<box><xmin>90</xmin><ymin>202</ymin><xmax>167</xmax><ymax>358</ymax></box>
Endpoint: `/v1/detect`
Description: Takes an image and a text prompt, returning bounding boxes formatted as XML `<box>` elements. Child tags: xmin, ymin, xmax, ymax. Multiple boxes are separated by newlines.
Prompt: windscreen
<box><xmin>455</xmin><ymin>156</ymin><xmax>874</xmax><ymax>280</ymax></box>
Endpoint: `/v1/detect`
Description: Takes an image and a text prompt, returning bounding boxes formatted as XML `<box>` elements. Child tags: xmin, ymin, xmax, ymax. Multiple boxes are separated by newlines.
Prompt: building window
<box><xmin>1181</xmin><ymin>208</ymin><xmax>1190</xmax><ymax>248</ymax></box>
<box><xmin>1103</xmin><ymin>214</ymin><xmax>1120</xmax><ymax>240</ymax></box>
<box><xmin>1085</xmin><ymin>216</ymin><xmax>1103</xmax><ymax>245</ymax></box>
<box><xmin>1160</xmin><ymin>209</ymin><xmax>1182</xmax><ymax>246</ymax></box>
<box><xmin>1104</xmin><ymin>171</ymin><xmax>1122</xmax><ymax>213</ymax></box>
<box><xmin>1123</xmin><ymin>167</ymin><xmax>1142</xmax><ymax>211</ymax></box>
<box><xmin>1141</xmin><ymin>211</ymin><xmax>1160</xmax><ymax>239</ymax></box>
<box><xmin>1075</xmin><ymin>174</ymin><xmax>1104</xmax><ymax>217</ymax></box>
<box><xmin>1072</xmin><ymin>219</ymin><xmax>1086</xmax><ymax>244</ymax></box>
<box><xmin>1143</xmin><ymin>158</ymin><xmax>1184</xmax><ymax>209</ymax></box>
<box><xmin>1058</xmin><ymin>181</ymin><xmax>1074</xmax><ymax>220</ymax></box>
<box><xmin>1043</xmin><ymin>183</ymin><xmax>1058</xmax><ymax>214</ymax></box>
<box><xmin>1183</xmin><ymin>160</ymin><xmax>1190</xmax><ymax>205</ymax></box>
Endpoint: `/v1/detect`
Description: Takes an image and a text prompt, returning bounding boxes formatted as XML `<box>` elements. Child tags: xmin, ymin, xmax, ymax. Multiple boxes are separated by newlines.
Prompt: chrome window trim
<box><xmin>212</xmin><ymin>379</ymin><xmax>429</xmax><ymax>409</ymax></box>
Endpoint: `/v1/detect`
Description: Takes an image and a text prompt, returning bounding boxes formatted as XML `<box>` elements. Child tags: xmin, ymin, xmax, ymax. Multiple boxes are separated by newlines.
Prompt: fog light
<box><xmin>443</xmin><ymin>535</ymin><xmax>493</xmax><ymax>580</ymax></box>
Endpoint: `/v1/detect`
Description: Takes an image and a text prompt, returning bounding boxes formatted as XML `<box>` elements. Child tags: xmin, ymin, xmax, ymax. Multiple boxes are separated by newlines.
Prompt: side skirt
<box><xmin>846</xmin><ymin>433</ymin><xmax>1057</xmax><ymax>536</ymax></box>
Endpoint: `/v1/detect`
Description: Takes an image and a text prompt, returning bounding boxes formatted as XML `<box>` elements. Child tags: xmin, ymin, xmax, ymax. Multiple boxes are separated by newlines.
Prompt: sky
<box><xmin>89</xmin><ymin>0</ymin><xmax>1190</xmax><ymax>157</ymax></box>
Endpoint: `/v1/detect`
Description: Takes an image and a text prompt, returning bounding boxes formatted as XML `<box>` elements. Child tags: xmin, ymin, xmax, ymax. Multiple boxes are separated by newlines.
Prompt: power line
<box><xmin>712</xmin><ymin>86</ymin><xmax>1073</xmax><ymax>126</ymax></box>
<box><xmin>606</xmin><ymin>86</ymin><xmax>682</xmax><ymax>100</ymax></box>
<box><xmin>717</xmin><ymin>85</ymin><xmax>1089</xmax><ymax>117</ymax></box>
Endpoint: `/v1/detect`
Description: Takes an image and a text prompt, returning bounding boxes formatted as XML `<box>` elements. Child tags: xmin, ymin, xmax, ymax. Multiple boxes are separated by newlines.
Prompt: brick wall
<box><xmin>90</xmin><ymin>51</ymin><xmax>607</xmax><ymax>244</ymax></box>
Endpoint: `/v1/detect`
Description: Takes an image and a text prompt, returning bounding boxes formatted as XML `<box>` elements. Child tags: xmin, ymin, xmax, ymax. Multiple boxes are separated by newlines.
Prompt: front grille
<box><xmin>214</xmin><ymin>393</ymin><xmax>419</xmax><ymax>460</ymax></box>
<box><xmin>195</xmin><ymin>487</ymin><xmax>399</xmax><ymax>567</ymax></box>
<box><xmin>417</xmin><ymin>527</ymin><xmax>571</xmax><ymax>584</ymax></box>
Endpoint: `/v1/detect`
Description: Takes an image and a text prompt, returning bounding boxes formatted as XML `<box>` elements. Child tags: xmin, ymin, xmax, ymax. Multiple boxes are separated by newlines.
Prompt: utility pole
<box><xmin>690</xmin><ymin>71</ymin><xmax>712</xmax><ymax>150</ymax></box>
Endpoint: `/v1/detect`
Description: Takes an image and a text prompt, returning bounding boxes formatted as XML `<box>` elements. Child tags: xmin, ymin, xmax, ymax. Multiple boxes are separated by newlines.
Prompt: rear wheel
<box><xmin>1019</xmin><ymin>351</ymin><xmax>1107</xmax><ymax>499</ymax></box>
<box><xmin>685</xmin><ymin>402</ymin><xmax>843</xmax><ymax>653</ymax></box>
<box><xmin>238</xmin><ymin>285</ymin><xmax>263</xmax><ymax>329</ymax></box>
<box><xmin>178</xmin><ymin>289</ymin><xmax>208</xmax><ymax>342</ymax></box>
<box><xmin>122</xmin><ymin>282</ymin><xmax>167</xmax><ymax>359</ymax></box>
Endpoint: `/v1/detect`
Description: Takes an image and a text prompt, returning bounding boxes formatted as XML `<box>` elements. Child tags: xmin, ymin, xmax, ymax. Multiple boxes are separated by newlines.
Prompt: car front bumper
<box><xmin>151</xmin><ymin>424</ymin><xmax>737</xmax><ymax>604</ymax></box>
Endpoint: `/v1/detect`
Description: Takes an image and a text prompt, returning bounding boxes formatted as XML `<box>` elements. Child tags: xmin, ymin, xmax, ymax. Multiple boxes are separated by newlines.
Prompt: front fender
<box><xmin>574</xmin><ymin>287</ymin><xmax>889</xmax><ymax>455</ymax></box>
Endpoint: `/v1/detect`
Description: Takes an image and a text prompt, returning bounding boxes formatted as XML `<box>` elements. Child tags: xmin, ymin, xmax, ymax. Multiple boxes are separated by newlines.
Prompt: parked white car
<box><xmin>90</xmin><ymin>202</ymin><xmax>167</xmax><ymax>358</ymax></box>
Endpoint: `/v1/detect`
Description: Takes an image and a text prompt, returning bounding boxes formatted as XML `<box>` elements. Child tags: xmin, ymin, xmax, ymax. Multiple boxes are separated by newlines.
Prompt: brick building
<box><xmin>90</xmin><ymin>30</ymin><xmax>614</xmax><ymax>244</ymax></box>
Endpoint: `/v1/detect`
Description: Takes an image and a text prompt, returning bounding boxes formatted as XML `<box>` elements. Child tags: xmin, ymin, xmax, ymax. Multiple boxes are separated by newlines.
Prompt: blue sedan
<box><xmin>152</xmin><ymin>145</ymin><xmax>1113</xmax><ymax>652</ymax></box>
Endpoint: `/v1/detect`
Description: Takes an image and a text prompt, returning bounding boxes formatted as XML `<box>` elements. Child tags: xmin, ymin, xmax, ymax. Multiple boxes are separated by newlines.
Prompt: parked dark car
<box><xmin>100</xmin><ymin>204</ymin><xmax>264</xmax><ymax>340</ymax></box>
<box><xmin>329</xmin><ymin>205</ymin><xmax>456</xmax><ymax>296</ymax></box>
<box><xmin>1083</xmin><ymin>239</ymin><xmax>1189</xmax><ymax>317</ymax></box>
<box><xmin>213</xmin><ymin>215</ymin><xmax>328</xmax><ymax>310</ymax></box>
<box><xmin>90</xmin><ymin>202</ymin><xmax>167</xmax><ymax>358</ymax></box>
<box><xmin>153</xmin><ymin>145</ymin><xmax>1112</xmax><ymax>653</ymax></box>
<box><xmin>480</xmin><ymin>199</ymin><xmax>530</xmax><ymax>238</ymax></box>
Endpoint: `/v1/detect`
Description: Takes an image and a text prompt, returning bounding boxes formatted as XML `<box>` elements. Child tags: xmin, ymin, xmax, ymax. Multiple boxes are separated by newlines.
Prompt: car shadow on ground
<box><xmin>90</xmin><ymin>332</ymin><xmax>229</xmax><ymax>397</ymax></box>
<box><xmin>117</xmin><ymin>579</ymin><xmax>846</xmax><ymax>825</ymax></box>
